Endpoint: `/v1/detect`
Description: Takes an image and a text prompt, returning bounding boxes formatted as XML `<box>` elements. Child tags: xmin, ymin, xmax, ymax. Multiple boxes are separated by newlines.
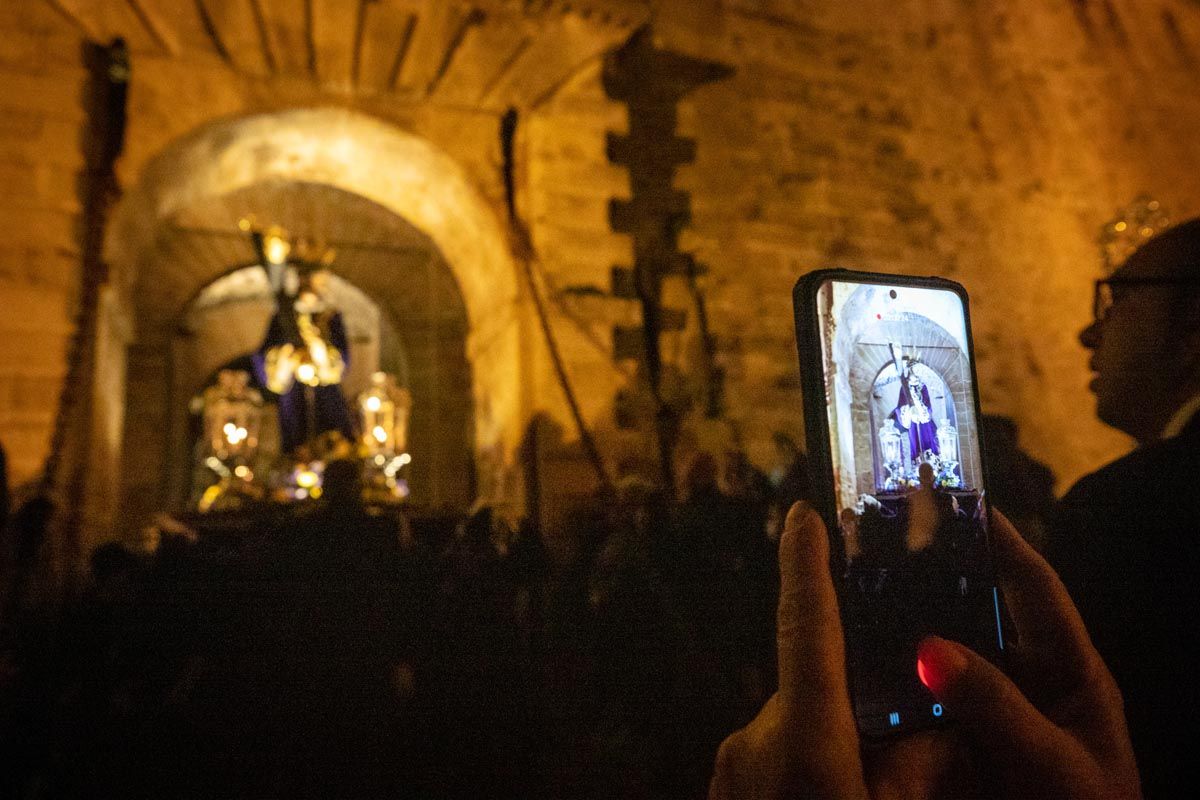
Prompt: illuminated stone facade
<box><xmin>3</xmin><ymin>0</ymin><xmax>1200</xmax><ymax>557</ymax></box>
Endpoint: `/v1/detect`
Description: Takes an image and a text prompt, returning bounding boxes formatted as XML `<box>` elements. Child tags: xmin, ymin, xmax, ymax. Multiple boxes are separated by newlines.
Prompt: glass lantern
<box><xmin>878</xmin><ymin>418</ymin><xmax>903</xmax><ymax>491</ymax></box>
<box><xmin>936</xmin><ymin>418</ymin><xmax>961</xmax><ymax>487</ymax></box>
<box><xmin>202</xmin><ymin>370</ymin><xmax>263</xmax><ymax>462</ymax></box>
<box><xmin>357</xmin><ymin>372</ymin><xmax>413</xmax><ymax>501</ymax></box>
<box><xmin>936</xmin><ymin>418</ymin><xmax>959</xmax><ymax>465</ymax></box>
<box><xmin>358</xmin><ymin>372</ymin><xmax>412</xmax><ymax>456</ymax></box>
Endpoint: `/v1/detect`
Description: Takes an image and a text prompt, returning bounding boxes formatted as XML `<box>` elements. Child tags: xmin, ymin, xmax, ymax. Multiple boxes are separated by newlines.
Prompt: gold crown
<box><xmin>239</xmin><ymin>218</ymin><xmax>336</xmax><ymax>271</ymax></box>
<box><xmin>290</xmin><ymin>237</ymin><xmax>336</xmax><ymax>271</ymax></box>
<box><xmin>1099</xmin><ymin>195</ymin><xmax>1170</xmax><ymax>274</ymax></box>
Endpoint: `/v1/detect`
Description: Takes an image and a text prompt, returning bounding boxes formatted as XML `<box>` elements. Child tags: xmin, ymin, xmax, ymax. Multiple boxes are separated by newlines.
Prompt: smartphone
<box><xmin>792</xmin><ymin>269</ymin><xmax>1007</xmax><ymax>737</ymax></box>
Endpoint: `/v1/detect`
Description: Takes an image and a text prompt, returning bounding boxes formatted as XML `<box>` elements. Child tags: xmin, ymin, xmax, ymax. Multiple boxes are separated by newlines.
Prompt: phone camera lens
<box><xmin>889</xmin><ymin>289</ymin><xmax>898</xmax><ymax>299</ymax></box>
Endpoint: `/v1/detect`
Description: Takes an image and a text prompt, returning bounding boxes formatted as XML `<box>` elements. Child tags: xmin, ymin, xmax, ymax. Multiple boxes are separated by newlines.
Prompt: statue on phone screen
<box><xmin>888</xmin><ymin>343</ymin><xmax>940</xmax><ymax>474</ymax></box>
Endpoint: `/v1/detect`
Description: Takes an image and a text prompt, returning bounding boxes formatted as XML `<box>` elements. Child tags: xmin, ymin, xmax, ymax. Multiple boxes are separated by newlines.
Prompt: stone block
<box><xmin>0</xmin><ymin>245</ymin><xmax>80</xmax><ymax>290</ymax></box>
<box><xmin>528</xmin><ymin>117</ymin><xmax>615</xmax><ymax>162</ymax></box>
<box><xmin>0</xmin><ymin>161</ymin><xmax>79</xmax><ymax>213</ymax></box>
<box><xmin>10</xmin><ymin>373</ymin><xmax>67</xmax><ymax>414</ymax></box>
<box><xmin>0</xmin><ymin>282</ymin><xmax>72</xmax><ymax>333</ymax></box>
<box><xmin>0</xmin><ymin>33</ymin><xmax>85</xmax><ymax>76</ymax></box>
<box><xmin>0</xmin><ymin>67</ymin><xmax>84</xmax><ymax>122</ymax></box>
<box><xmin>0</xmin><ymin>114</ymin><xmax>85</xmax><ymax>170</ymax></box>
<box><xmin>531</xmin><ymin>190</ymin><xmax>613</xmax><ymax>235</ymax></box>
<box><xmin>533</xmin><ymin>221</ymin><xmax>632</xmax><ymax>267</ymax></box>
<box><xmin>530</xmin><ymin>158</ymin><xmax>630</xmax><ymax>198</ymax></box>
<box><xmin>0</xmin><ymin>206</ymin><xmax>79</xmax><ymax>252</ymax></box>
<box><xmin>0</xmin><ymin>420</ymin><xmax>52</xmax><ymax>476</ymax></box>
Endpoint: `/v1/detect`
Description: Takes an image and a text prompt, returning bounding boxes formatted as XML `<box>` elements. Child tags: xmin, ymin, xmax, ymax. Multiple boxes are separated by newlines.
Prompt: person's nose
<box><xmin>1079</xmin><ymin>318</ymin><xmax>1101</xmax><ymax>350</ymax></box>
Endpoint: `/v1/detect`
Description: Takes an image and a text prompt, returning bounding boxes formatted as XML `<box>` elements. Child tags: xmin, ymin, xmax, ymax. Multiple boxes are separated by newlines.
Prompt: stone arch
<box><xmin>105</xmin><ymin>107</ymin><xmax>524</xmax><ymax>526</ymax></box>
<box><xmin>174</xmin><ymin>264</ymin><xmax>445</xmax><ymax>508</ymax></box>
<box><xmin>844</xmin><ymin>314</ymin><xmax>980</xmax><ymax>496</ymax></box>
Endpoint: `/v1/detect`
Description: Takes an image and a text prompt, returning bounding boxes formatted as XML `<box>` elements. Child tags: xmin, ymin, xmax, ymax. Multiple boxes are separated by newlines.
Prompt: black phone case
<box><xmin>791</xmin><ymin>268</ymin><xmax>1007</xmax><ymax>739</ymax></box>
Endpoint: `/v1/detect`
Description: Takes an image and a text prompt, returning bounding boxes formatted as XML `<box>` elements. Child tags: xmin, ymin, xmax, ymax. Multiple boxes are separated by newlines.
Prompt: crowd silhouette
<box><xmin>5</xmin><ymin>216</ymin><xmax>1195</xmax><ymax>799</ymax></box>
<box><xmin>0</xmin><ymin>443</ymin><xmax>830</xmax><ymax>799</ymax></box>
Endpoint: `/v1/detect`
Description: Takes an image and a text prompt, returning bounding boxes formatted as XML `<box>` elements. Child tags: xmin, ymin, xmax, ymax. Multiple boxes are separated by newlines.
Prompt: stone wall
<box><xmin>652</xmin><ymin>0</ymin><xmax>1200</xmax><ymax>490</ymax></box>
<box><xmin>5</xmin><ymin>0</ymin><xmax>1200</xmax><ymax>535</ymax></box>
<box><xmin>0</xmin><ymin>2</ymin><xmax>84</xmax><ymax>490</ymax></box>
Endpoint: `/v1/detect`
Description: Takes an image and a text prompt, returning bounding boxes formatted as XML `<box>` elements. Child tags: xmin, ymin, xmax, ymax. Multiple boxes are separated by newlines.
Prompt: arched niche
<box><xmin>821</xmin><ymin>282</ymin><xmax>981</xmax><ymax>509</ymax></box>
<box><xmin>176</xmin><ymin>264</ymin><xmax>461</xmax><ymax>509</ymax></box>
<box><xmin>844</xmin><ymin>315</ymin><xmax>980</xmax><ymax>499</ymax></box>
<box><xmin>104</xmin><ymin>108</ymin><xmax>524</xmax><ymax>529</ymax></box>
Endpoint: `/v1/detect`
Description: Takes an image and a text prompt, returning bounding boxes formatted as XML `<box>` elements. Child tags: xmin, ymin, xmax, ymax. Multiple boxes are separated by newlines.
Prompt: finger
<box><xmin>917</xmin><ymin>636</ymin><xmax>1078</xmax><ymax>775</ymax></box>
<box><xmin>988</xmin><ymin>509</ymin><xmax>1106</xmax><ymax>683</ymax></box>
<box><xmin>776</xmin><ymin>501</ymin><xmax>864</xmax><ymax>791</ymax></box>
<box><xmin>709</xmin><ymin>729</ymin><xmax>747</xmax><ymax>800</ymax></box>
<box><xmin>759</xmin><ymin>502</ymin><xmax>870</xmax><ymax>799</ymax></box>
<box><xmin>776</xmin><ymin>502</ymin><xmax>852</xmax><ymax>716</ymax></box>
<box><xmin>865</xmin><ymin>731</ymin><xmax>983</xmax><ymax>800</ymax></box>
<box><xmin>985</xmin><ymin>512</ymin><xmax>1130</xmax><ymax>752</ymax></box>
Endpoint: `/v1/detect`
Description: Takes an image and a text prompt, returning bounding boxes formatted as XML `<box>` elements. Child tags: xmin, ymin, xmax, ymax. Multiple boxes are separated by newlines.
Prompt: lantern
<box><xmin>878</xmin><ymin>418</ymin><xmax>903</xmax><ymax>490</ymax></box>
<box><xmin>202</xmin><ymin>370</ymin><xmax>263</xmax><ymax>463</ymax></box>
<box><xmin>936</xmin><ymin>418</ymin><xmax>961</xmax><ymax>487</ymax></box>
<box><xmin>358</xmin><ymin>372</ymin><xmax>412</xmax><ymax>456</ymax></box>
<box><xmin>936</xmin><ymin>418</ymin><xmax>959</xmax><ymax>466</ymax></box>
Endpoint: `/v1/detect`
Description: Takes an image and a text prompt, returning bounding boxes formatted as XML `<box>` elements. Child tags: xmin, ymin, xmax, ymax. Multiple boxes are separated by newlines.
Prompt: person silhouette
<box><xmin>1047</xmin><ymin>217</ymin><xmax>1200</xmax><ymax>798</ymax></box>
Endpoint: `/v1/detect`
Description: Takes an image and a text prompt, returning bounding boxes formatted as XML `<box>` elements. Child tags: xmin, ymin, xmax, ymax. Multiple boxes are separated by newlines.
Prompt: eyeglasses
<box><xmin>1093</xmin><ymin>277</ymin><xmax>1200</xmax><ymax>323</ymax></box>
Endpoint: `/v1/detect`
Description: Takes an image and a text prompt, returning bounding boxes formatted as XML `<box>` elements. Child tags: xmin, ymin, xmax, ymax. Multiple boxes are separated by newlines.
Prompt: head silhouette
<box><xmin>321</xmin><ymin>459</ymin><xmax>362</xmax><ymax>507</ymax></box>
<box><xmin>918</xmin><ymin>461</ymin><xmax>935</xmax><ymax>489</ymax></box>
<box><xmin>1080</xmin><ymin>218</ymin><xmax>1200</xmax><ymax>442</ymax></box>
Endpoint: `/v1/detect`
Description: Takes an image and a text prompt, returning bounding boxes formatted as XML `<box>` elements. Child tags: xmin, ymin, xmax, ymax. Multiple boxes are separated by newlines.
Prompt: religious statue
<box><xmin>254</xmin><ymin>263</ymin><xmax>356</xmax><ymax>454</ymax></box>
<box><xmin>888</xmin><ymin>343</ymin><xmax>939</xmax><ymax>473</ymax></box>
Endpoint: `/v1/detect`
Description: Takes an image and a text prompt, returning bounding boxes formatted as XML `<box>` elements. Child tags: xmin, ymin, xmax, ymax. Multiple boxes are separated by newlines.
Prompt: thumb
<box><xmin>917</xmin><ymin>636</ymin><xmax>1073</xmax><ymax>772</ymax></box>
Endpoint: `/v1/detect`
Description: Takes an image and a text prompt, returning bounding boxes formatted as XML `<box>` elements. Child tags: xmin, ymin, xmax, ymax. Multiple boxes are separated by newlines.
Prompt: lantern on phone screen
<box><xmin>878</xmin><ymin>418</ymin><xmax>903</xmax><ymax>489</ymax></box>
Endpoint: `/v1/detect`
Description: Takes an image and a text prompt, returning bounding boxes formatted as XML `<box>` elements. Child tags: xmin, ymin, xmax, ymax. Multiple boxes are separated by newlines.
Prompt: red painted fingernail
<box><xmin>917</xmin><ymin>637</ymin><xmax>968</xmax><ymax>696</ymax></box>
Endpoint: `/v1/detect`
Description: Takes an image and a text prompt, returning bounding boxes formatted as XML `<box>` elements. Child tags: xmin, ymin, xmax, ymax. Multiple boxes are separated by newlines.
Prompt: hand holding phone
<box><xmin>793</xmin><ymin>270</ymin><xmax>1004</xmax><ymax>736</ymax></box>
<box><xmin>708</xmin><ymin>505</ymin><xmax>1141</xmax><ymax>800</ymax></box>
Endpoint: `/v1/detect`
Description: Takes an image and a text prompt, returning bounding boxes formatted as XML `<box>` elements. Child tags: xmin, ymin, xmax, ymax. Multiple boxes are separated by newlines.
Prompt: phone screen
<box><xmin>813</xmin><ymin>277</ymin><xmax>1004</xmax><ymax>735</ymax></box>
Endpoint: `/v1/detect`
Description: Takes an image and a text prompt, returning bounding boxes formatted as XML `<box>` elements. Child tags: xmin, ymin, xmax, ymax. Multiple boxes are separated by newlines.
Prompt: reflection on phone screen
<box><xmin>816</xmin><ymin>279</ymin><xmax>1004</xmax><ymax>735</ymax></box>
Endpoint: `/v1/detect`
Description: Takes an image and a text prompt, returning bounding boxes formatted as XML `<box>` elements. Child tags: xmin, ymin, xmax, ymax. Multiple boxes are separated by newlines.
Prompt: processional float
<box><xmin>193</xmin><ymin>221</ymin><xmax>412</xmax><ymax>511</ymax></box>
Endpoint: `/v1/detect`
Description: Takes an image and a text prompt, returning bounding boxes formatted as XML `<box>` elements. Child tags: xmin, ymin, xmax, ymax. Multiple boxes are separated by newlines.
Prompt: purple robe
<box><xmin>254</xmin><ymin>310</ymin><xmax>356</xmax><ymax>453</ymax></box>
<box><xmin>891</xmin><ymin>382</ymin><xmax>939</xmax><ymax>461</ymax></box>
